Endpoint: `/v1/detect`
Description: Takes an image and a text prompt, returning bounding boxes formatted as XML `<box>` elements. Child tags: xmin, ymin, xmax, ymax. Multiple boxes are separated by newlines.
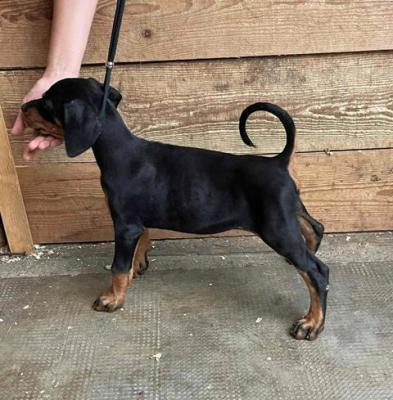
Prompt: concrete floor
<box><xmin>0</xmin><ymin>232</ymin><xmax>392</xmax><ymax>400</ymax></box>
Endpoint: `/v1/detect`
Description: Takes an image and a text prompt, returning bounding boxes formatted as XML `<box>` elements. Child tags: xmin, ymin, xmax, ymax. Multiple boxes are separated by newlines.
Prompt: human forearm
<box><xmin>43</xmin><ymin>0</ymin><xmax>99</xmax><ymax>81</ymax></box>
<box><xmin>11</xmin><ymin>0</ymin><xmax>98</xmax><ymax>147</ymax></box>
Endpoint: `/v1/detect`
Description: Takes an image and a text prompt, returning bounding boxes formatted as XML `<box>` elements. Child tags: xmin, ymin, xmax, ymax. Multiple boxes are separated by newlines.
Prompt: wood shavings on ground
<box><xmin>151</xmin><ymin>353</ymin><xmax>162</xmax><ymax>361</ymax></box>
<box><xmin>31</xmin><ymin>252</ymin><xmax>44</xmax><ymax>260</ymax></box>
<box><xmin>2</xmin><ymin>256</ymin><xmax>22</xmax><ymax>263</ymax></box>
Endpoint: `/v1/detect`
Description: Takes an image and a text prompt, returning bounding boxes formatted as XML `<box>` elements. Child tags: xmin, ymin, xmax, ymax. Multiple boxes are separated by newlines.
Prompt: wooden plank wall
<box><xmin>2</xmin><ymin>0</ymin><xmax>393</xmax><ymax>67</ymax></box>
<box><xmin>0</xmin><ymin>0</ymin><xmax>392</xmax><ymax>244</ymax></box>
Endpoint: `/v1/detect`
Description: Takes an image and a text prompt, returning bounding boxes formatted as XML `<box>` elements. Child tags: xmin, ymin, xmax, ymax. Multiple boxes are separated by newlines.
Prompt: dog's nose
<box><xmin>21</xmin><ymin>103</ymin><xmax>29</xmax><ymax>112</ymax></box>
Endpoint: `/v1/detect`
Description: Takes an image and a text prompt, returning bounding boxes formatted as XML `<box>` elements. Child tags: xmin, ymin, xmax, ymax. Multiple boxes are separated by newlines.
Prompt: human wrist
<box><xmin>42</xmin><ymin>66</ymin><xmax>80</xmax><ymax>84</ymax></box>
<box><xmin>22</xmin><ymin>70</ymin><xmax>80</xmax><ymax>103</ymax></box>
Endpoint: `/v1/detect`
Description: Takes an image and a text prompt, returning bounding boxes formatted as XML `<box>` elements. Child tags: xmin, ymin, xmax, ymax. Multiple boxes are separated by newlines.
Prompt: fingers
<box><xmin>11</xmin><ymin>111</ymin><xmax>25</xmax><ymax>135</ymax></box>
<box><xmin>22</xmin><ymin>136</ymin><xmax>63</xmax><ymax>161</ymax></box>
<box><xmin>38</xmin><ymin>140</ymin><xmax>51</xmax><ymax>150</ymax></box>
<box><xmin>23</xmin><ymin>136</ymin><xmax>45</xmax><ymax>161</ymax></box>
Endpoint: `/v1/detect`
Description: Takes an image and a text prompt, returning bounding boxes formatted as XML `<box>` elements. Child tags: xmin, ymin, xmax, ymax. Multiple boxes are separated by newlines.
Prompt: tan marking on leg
<box><xmin>298</xmin><ymin>216</ymin><xmax>319</xmax><ymax>253</ymax></box>
<box><xmin>289</xmin><ymin>142</ymin><xmax>322</xmax><ymax>256</ymax></box>
<box><xmin>93</xmin><ymin>230</ymin><xmax>151</xmax><ymax>312</ymax></box>
<box><xmin>111</xmin><ymin>272</ymin><xmax>130</xmax><ymax>305</ymax></box>
<box><xmin>129</xmin><ymin>230</ymin><xmax>151</xmax><ymax>279</ymax></box>
<box><xmin>293</xmin><ymin>271</ymin><xmax>324</xmax><ymax>340</ymax></box>
<box><xmin>93</xmin><ymin>272</ymin><xmax>130</xmax><ymax>312</ymax></box>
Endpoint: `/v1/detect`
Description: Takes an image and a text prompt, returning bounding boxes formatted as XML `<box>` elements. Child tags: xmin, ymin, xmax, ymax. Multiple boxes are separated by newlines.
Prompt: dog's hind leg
<box><xmin>93</xmin><ymin>224</ymin><xmax>144</xmax><ymax>312</ymax></box>
<box><xmin>257</xmin><ymin>216</ymin><xmax>329</xmax><ymax>340</ymax></box>
<box><xmin>130</xmin><ymin>229</ymin><xmax>151</xmax><ymax>279</ymax></box>
<box><xmin>298</xmin><ymin>215</ymin><xmax>321</xmax><ymax>254</ymax></box>
<box><xmin>297</xmin><ymin>201</ymin><xmax>324</xmax><ymax>253</ymax></box>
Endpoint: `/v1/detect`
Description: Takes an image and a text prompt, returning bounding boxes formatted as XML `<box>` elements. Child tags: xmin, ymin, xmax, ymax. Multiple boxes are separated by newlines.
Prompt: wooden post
<box><xmin>0</xmin><ymin>106</ymin><xmax>33</xmax><ymax>254</ymax></box>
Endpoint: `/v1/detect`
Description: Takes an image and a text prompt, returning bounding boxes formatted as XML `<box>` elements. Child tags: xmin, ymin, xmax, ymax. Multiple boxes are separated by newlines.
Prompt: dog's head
<box><xmin>21</xmin><ymin>78</ymin><xmax>122</xmax><ymax>157</ymax></box>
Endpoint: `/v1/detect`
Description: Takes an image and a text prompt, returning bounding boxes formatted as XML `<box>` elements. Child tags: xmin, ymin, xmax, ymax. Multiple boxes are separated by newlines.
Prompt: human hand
<box><xmin>11</xmin><ymin>76</ymin><xmax>64</xmax><ymax>161</ymax></box>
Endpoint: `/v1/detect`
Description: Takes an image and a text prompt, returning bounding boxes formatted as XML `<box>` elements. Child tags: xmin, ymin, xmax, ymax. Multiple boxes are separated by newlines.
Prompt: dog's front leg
<box><xmin>93</xmin><ymin>225</ymin><xmax>144</xmax><ymax>312</ymax></box>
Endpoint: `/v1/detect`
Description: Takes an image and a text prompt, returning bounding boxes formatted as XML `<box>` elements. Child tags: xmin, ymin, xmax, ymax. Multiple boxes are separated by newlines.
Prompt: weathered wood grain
<box><xmin>0</xmin><ymin>108</ymin><xmax>33</xmax><ymax>254</ymax></box>
<box><xmin>2</xmin><ymin>52</ymin><xmax>393</xmax><ymax>166</ymax></box>
<box><xmin>297</xmin><ymin>149</ymin><xmax>393</xmax><ymax>232</ymax></box>
<box><xmin>16</xmin><ymin>149</ymin><xmax>393</xmax><ymax>244</ymax></box>
<box><xmin>1</xmin><ymin>0</ymin><xmax>393</xmax><ymax>68</ymax></box>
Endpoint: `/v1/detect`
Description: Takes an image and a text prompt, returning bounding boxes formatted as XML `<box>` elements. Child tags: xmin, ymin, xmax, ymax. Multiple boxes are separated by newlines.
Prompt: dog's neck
<box><xmin>92</xmin><ymin>106</ymin><xmax>137</xmax><ymax>171</ymax></box>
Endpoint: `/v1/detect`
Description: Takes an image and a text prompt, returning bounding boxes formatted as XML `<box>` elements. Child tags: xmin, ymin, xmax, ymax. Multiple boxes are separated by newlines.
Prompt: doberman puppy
<box><xmin>22</xmin><ymin>78</ymin><xmax>329</xmax><ymax>341</ymax></box>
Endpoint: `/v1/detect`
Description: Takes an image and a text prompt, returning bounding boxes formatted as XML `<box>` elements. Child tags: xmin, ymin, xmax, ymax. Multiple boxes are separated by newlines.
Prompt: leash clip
<box><xmin>106</xmin><ymin>61</ymin><xmax>115</xmax><ymax>70</ymax></box>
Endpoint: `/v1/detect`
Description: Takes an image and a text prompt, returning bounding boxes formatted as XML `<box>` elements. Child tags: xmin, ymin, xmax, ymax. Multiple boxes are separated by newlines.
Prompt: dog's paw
<box><xmin>290</xmin><ymin>318</ymin><xmax>324</xmax><ymax>341</ymax></box>
<box><xmin>92</xmin><ymin>294</ymin><xmax>124</xmax><ymax>312</ymax></box>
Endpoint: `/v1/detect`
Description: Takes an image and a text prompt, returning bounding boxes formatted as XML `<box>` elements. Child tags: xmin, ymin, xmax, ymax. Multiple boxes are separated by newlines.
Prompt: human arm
<box><xmin>11</xmin><ymin>0</ymin><xmax>99</xmax><ymax>160</ymax></box>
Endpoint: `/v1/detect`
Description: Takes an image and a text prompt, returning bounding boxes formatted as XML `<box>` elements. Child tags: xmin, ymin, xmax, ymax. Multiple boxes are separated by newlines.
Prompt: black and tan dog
<box><xmin>22</xmin><ymin>78</ymin><xmax>329</xmax><ymax>341</ymax></box>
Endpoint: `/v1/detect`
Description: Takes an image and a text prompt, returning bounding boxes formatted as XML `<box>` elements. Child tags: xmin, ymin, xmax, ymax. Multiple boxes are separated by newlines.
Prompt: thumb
<box><xmin>11</xmin><ymin>110</ymin><xmax>25</xmax><ymax>135</ymax></box>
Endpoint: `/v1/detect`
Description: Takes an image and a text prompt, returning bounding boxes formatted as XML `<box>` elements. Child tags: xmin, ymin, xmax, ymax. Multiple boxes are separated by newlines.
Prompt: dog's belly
<box><xmin>140</xmin><ymin>193</ymin><xmax>253</xmax><ymax>234</ymax></box>
<box><xmin>147</xmin><ymin>217</ymin><xmax>246</xmax><ymax>235</ymax></box>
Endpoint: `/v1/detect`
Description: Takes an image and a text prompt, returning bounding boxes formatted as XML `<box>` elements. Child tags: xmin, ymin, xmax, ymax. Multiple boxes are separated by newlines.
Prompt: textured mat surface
<box><xmin>0</xmin><ymin>234</ymin><xmax>392</xmax><ymax>399</ymax></box>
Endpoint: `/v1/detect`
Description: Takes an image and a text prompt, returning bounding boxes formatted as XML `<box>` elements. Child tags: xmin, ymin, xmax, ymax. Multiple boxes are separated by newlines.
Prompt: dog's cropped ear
<box><xmin>63</xmin><ymin>99</ymin><xmax>102</xmax><ymax>158</ymax></box>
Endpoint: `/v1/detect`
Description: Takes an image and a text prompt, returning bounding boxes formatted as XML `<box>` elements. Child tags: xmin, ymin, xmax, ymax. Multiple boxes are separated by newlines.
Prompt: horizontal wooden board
<box><xmin>16</xmin><ymin>149</ymin><xmax>393</xmax><ymax>244</ymax></box>
<box><xmin>1</xmin><ymin>0</ymin><xmax>393</xmax><ymax>68</ymax></box>
<box><xmin>2</xmin><ymin>52</ymin><xmax>393</xmax><ymax>166</ymax></box>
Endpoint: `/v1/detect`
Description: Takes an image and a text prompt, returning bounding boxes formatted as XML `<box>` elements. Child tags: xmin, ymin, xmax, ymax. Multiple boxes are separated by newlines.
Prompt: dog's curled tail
<box><xmin>239</xmin><ymin>102</ymin><xmax>296</xmax><ymax>165</ymax></box>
